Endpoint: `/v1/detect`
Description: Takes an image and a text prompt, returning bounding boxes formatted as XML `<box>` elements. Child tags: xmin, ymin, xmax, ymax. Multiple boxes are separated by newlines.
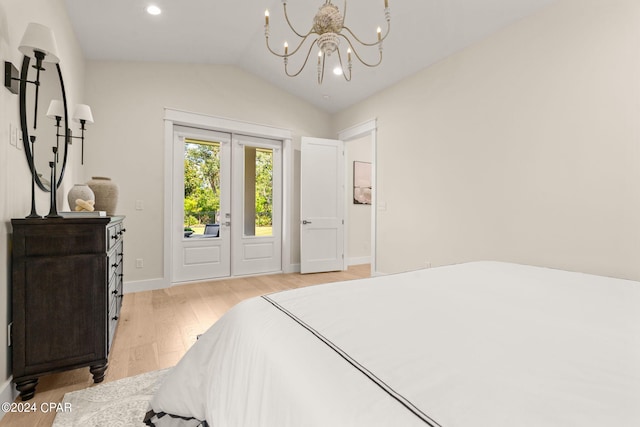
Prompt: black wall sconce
<box><xmin>71</xmin><ymin>104</ymin><xmax>94</xmax><ymax>165</ymax></box>
<box><xmin>45</xmin><ymin>100</ymin><xmax>65</xmax><ymax>161</ymax></box>
<box><xmin>4</xmin><ymin>23</ymin><xmax>60</xmax><ymax>128</ymax></box>
<box><xmin>47</xmin><ymin>101</ymin><xmax>95</xmax><ymax>165</ymax></box>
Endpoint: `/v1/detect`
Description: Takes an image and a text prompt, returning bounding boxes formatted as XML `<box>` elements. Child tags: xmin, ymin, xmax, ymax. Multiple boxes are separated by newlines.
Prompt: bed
<box><xmin>145</xmin><ymin>261</ymin><xmax>640</xmax><ymax>426</ymax></box>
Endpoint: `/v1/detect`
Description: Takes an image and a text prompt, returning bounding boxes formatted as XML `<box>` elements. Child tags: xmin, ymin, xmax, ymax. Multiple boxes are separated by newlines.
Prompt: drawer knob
<box><xmin>112</xmin><ymin>289</ymin><xmax>118</xmax><ymax>295</ymax></box>
<box><xmin>112</xmin><ymin>315</ymin><xmax>119</xmax><ymax>321</ymax></box>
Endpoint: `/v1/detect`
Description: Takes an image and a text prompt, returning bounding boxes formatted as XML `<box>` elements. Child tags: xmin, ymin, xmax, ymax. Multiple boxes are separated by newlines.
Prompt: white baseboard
<box><xmin>348</xmin><ymin>256</ymin><xmax>371</xmax><ymax>266</ymax></box>
<box><xmin>0</xmin><ymin>376</ymin><xmax>17</xmax><ymax>420</ymax></box>
<box><xmin>287</xmin><ymin>259</ymin><xmax>369</xmax><ymax>273</ymax></box>
<box><xmin>123</xmin><ymin>277</ymin><xmax>169</xmax><ymax>294</ymax></box>
<box><xmin>124</xmin><ymin>260</ymin><xmax>370</xmax><ymax>293</ymax></box>
<box><xmin>285</xmin><ymin>263</ymin><xmax>300</xmax><ymax>273</ymax></box>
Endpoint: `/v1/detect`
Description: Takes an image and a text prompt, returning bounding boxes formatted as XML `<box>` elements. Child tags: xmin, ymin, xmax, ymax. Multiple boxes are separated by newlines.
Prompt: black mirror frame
<box><xmin>19</xmin><ymin>55</ymin><xmax>70</xmax><ymax>192</ymax></box>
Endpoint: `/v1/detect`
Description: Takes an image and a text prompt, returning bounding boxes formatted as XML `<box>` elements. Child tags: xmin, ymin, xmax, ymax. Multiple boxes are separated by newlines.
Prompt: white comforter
<box><xmin>150</xmin><ymin>262</ymin><xmax>640</xmax><ymax>426</ymax></box>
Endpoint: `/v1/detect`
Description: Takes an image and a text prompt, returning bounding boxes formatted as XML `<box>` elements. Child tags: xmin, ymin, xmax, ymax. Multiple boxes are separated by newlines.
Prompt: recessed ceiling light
<box><xmin>146</xmin><ymin>5</ymin><xmax>162</xmax><ymax>15</ymax></box>
<box><xmin>333</xmin><ymin>66</ymin><xmax>342</xmax><ymax>76</ymax></box>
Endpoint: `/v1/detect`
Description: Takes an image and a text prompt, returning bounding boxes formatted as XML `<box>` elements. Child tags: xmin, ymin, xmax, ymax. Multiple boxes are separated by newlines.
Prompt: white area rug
<box><xmin>52</xmin><ymin>369</ymin><xmax>169</xmax><ymax>427</ymax></box>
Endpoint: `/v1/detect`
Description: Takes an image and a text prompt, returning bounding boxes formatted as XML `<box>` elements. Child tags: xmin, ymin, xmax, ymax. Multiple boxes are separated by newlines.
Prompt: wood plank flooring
<box><xmin>0</xmin><ymin>265</ymin><xmax>370</xmax><ymax>427</ymax></box>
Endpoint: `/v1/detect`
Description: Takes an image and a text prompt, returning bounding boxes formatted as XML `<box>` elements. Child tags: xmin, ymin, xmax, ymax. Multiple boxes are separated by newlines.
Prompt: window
<box><xmin>183</xmin><ymin>139</ymin><xmax>221</xmax><ymax>236</ymax></box>
<box><xmin>243</xmin><ymin>146</ymin><xmax>273</xmax><ymax>237</ymax></box>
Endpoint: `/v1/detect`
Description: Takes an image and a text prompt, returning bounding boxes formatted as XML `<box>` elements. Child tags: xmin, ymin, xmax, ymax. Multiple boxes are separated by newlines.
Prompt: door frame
<box><xmin>163</xmin><ymin>108</ymin><xmax>293</xmax><ymax>285</ymax></box>
<box><xmin>338</xmin><ymin>119</ymin><xmax>378</xmax><ymax>276</ymax></box>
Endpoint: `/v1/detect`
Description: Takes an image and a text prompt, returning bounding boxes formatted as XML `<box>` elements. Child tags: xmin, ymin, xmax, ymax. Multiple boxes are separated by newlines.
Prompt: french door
<box><xmin>172</xmin><ymin>126</ymin><xmax>282</xmax><ymax>283</ymax></box>
<box><xmin>172</xmin><ymin>127</ymin><xmax>231</xmax><ymax>282</ymax></box>
<box><xmin>232</xmin><ymin>135</ymin><xmax>282</xmax><ymax>276</ymax></box>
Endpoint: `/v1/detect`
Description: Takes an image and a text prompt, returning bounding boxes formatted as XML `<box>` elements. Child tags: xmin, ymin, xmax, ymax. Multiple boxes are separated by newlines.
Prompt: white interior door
<box><xmin>172</xmin><ymin>126</ymin><xmax>231</xmax><ymax>283</ymax></box>
<box><xmin>231</xmin><ymin>135</ymin><xmax>282</xmax><ymax>276</ymax></box>
<box><xmin>300</xmin><ymin>137</ymin><xmax>345</xmax><ymax>274</ymax></box>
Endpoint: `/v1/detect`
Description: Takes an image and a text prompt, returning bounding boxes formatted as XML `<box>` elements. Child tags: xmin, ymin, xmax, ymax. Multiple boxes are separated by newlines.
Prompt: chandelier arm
<box><xmin>342</xmin><ymin>20</ymin><xmax>391</xmax><ymax>47</ymax></box>
<box><xmin>339</xmin><ymin>34</ymin><xmax>383</xmax><ymax>68</ymax></box>
<box><xmin>284</xmin><ymin>41</ymin><xmax>318</xmax><ymax>78</ymax></box>
<box><xmin>283</xmin><ymin>2</ymin><xmax>311</xmax><ymax>39</ymax></box>
<box><xmin>318</xmin><ymin>52</ymin><xmax>325</xmax><ymax>84</ymax></box>
<box><xmin>266</xmin><ymin>33</ymin><xmax>316</xmax><ymax>58</ymax></box>
<box><xmin>336</xmin><ymin>47</ymin><xmax>352</xmax><ymax>82</ymax></box>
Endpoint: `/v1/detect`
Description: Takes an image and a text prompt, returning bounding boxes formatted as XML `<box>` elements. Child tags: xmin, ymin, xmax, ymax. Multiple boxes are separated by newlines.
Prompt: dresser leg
<box><xmin>90</xmin><ymin>362</ymin><xmax>108</xmax><ymax>383</ymax></box>
<box><xmin>15</xmin><ymin>378</ymin><xmax>38</xmax><ymax>401</ymax></box>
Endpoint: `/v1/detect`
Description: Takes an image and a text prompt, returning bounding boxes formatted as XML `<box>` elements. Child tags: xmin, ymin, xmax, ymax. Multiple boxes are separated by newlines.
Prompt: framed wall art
<box><xmin>353</xmin><ymin>161</ymin><xmax>371</xmax><ymax>205</ymax></box>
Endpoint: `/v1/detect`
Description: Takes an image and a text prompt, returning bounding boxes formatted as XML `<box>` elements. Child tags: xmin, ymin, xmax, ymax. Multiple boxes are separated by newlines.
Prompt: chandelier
<box><xmin>264</xmin><ymin>1</ymin><xmax>391</xmax><ymax>84</ymax></box>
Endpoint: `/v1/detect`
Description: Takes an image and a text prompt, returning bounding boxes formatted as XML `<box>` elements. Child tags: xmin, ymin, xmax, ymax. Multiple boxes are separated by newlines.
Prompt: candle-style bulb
<box><xmin>284</xmin><ymin>41</ymin><xmax>288</xmax><ymax>55</ymax></box>
<box><xmin>265</xmin><ymin>10</ymin><xmax>269</xmax><ymax>25</ymax></box>
<box><xmin>377</xmin><ymin>27</ymin><xmax>382</xmax><ymax>41</ymax></box>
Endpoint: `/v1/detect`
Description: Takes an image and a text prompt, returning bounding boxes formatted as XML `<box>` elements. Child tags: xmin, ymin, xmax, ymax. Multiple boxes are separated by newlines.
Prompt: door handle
<box><xmin>302</xmin><ymin>220</ymin><xmax>312</xmax><ymax>225</ymax></box>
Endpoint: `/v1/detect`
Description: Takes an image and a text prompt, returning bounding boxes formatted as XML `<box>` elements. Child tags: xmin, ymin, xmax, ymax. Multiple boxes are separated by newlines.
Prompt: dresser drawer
<box><xmin>108</xmin><ymin>297</ymin><xmax>119</xmax><ymax>351</ymax></box>
<box><xmin>108</xmin><ymin>222</ymin><xmax>126</xmax><ymax>248</ymax></box>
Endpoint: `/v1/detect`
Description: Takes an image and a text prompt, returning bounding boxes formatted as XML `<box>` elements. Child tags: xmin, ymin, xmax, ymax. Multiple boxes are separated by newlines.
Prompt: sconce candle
<box><xmin>26</xmin><ymin>136</ymin><xmax>40</xmax><ymax>219</ymax></box>
<box><xmin>45</xmin><ymin>147</ymin><xmax>61</xmax><ymax>219</ymax></box>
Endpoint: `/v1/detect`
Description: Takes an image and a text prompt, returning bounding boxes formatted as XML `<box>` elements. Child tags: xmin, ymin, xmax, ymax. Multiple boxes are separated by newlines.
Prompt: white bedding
<box><xmin>148</xmin><ymin>261</ymin><xmax>640</xmax><ymax>426</ymax></box>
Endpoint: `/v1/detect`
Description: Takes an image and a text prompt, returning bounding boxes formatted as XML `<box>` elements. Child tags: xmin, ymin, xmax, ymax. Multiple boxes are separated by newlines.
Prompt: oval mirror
<box><xmin>19</xmin><ymin>55</ymin><xmax>69</xmax><ymax>192</ymax></box>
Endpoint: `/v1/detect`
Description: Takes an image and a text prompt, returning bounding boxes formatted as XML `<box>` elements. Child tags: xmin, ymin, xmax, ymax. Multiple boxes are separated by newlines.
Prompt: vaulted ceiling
<box><xmin>63</xmin><ymin>0</ymin><xmax>557</xmax><ymax>113</ymax></box>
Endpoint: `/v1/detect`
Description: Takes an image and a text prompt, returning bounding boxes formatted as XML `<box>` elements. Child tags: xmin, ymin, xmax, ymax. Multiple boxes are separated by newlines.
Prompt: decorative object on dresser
<box><xmin>11</xmin><ymin>216</ymin><xmax>126</xmax><ymax>401</ymax></box>
<box><xmin>67</xmin><ymin>184</ymin><xmax>95</xmax><ymax>211</ymax></box>
<box><xmin>87</xmin><ymin>176</ymin><xmax>119</xmax><ymax>216</ymax></box>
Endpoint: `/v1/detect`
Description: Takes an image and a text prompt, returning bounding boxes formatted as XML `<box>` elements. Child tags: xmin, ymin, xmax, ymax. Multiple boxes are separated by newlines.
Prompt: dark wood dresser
<box><xmin>10</xmin><ymin>216</ymin><xmax>125</xmax><ymax>400</ymax></box>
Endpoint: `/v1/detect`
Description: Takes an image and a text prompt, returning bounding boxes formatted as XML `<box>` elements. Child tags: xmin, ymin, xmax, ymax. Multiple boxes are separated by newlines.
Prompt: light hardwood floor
<box><xmin>0</xmin><ymin>265</ymin><xmax>370</xmax><ymax>427</ymax></box>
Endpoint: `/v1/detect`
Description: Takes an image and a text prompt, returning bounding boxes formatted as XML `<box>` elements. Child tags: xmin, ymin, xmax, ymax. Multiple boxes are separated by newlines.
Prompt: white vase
<box><xmin>67</xmin><ymin>184</ymin><xmax>95</xmax><ymax>211</ymax></box>
<box><xmin>87</xmin><ymin>177</ymin><xmax>119</xmax><ymax>215</ymax></box>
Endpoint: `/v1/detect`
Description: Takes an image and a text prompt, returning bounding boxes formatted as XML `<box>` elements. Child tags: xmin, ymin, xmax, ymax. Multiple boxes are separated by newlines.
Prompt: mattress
<box><xmin>147</xmin><ymin>261</ymin><xmax>640</xmax><ymax>426</ymax></box>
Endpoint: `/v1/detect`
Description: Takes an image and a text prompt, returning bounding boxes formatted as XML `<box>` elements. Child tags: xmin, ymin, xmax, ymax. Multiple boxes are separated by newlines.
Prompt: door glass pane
<box><xmin>244</xmin><ymin>146</ymin><xmax>273</xmax><ymax>237</ymax></box>
<box><xmin>184</xmin><ymin>138</ymin><xmax>221</xmax><ymax>237</ymax></box>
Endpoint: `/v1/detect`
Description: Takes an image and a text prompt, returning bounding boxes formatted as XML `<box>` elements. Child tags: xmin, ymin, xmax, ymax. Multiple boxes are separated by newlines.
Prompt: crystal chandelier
<box><xmin>264</xmin><ymin>1</ymin><xmax>391</xmax><ymax>84</ymax></box>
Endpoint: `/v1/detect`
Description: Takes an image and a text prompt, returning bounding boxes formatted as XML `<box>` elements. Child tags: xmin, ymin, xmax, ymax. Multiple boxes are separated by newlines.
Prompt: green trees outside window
<box><xmin>184</xmin><ymin>140</ymin><xmax>273</xmax><ymax>235</ymax></box>
<box><xmin>184</xmin><ymin>141</ymin><xmax>220</xmax><ymax>232</ymax></box>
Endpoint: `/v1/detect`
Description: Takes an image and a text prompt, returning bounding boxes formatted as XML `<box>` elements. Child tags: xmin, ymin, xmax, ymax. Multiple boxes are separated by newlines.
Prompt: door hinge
<box><xmin>342</xmin><ymin>219</ymin><xmax>344</xmax><ymax>225</ymax></box>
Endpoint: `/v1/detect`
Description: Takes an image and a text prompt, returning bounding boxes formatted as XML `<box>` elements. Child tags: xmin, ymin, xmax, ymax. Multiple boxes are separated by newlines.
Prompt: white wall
<box><xmin>333</xmin><ymin>0</ymin><xmax>640</xmax><ymax>280</ymax></box>
<box><xmin>0</xmin><ymin>0</ymin><xmax>85</xmax><ymax>403</ymax></box>
<box><xmin>346</xmin><ymin>135</ymin><xmax>372</xmax><ymax>264</ymax></box>
<box><xmin>83</xmin><ymin>61</ymin><xmax>332</xmax><ymax>285</ymax></box>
